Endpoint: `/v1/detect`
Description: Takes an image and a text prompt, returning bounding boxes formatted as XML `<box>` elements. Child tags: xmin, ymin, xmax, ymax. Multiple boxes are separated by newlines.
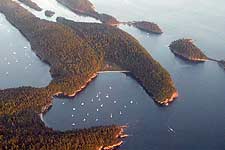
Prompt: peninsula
<box><xmin>57</xmin><ymin>17</ymin><xmax>177</xmax><ymax>104</ymax></box>
<box><xmin>169</xmin><ymin>39</ymin><xmax>208</xmax><ymax>62</ymax></box>
<box><xmin>18</xmin><ymin>0</ymin><xmax>42</xmax><ymax>11</ymax></box>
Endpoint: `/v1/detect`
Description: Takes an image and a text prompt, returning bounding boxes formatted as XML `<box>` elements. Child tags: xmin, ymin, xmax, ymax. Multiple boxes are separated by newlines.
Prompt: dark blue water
<box><xmin>2</xmin><ymin>0</ymin><xmax>225</xmax><ymax>149</ymax></box>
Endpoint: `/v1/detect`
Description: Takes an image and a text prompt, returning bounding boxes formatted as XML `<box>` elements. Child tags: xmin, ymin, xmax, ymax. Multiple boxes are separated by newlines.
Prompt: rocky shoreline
<box><xmin>157</xmin><ymin>91</ymin><xmax>179</xmax><ymax>106</ymax></box>
<box><xmin>54</xmin><ymin>73</ymin><xmax>98</xmax><ymax>98</ymax></box>
<box><xmin>98</xmin><ymin>126</ymin><xmax>128</xmax><ymax>150</ymax></box>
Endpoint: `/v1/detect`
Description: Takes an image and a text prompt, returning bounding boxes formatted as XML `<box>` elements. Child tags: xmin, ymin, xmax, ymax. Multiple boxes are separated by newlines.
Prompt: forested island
<box><xmin>130</xmin><ymin>21</ymin><xmax>163</xmax><ymax>34</ymax></box>
<box><xmin>169</xmin><ymin>39</ymin><xmax>208</xmax><ymax>62</ymax></box>
<box><xmin>18</xmin><ymin>0</ymin><xmax>42</xmax><ymax>11</ymax></box>
<box><xmin>45</xmin><ymin>10</ymin><xmax>55</xmax><ymax>17</ymax></box>
<box><xmin>169</xmin><ymin>39</ymin><xmax>225</xmax><ymax>70</ymax></box>
<box><xmin>56</xmin><ymin>0</ymin><xmax>119</xmax><ymax>25</ymax></box>
<box><xmin>0</xmin><ymin>0</ymin><xmax>178</xmax><ymax>149</ymax></box>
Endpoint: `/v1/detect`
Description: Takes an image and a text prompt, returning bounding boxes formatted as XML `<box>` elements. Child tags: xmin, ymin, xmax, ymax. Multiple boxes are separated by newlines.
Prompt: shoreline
<box><xmin>101</xmin><ymin>141</ymin><xmax>123</xmax><ymax>150</ymax></box>
<box><xmin>98</xmin><ymin>125</ymin><xmax>128</xmax><ymax>150</ymax></box>
<box><xmin>169</xmin><ymin>39</ymin><xmax>209</xmax><ymax>63</ymax></box>
<box><xmin>54</xmin><ymin>73</ymin><xmax>98</xmax><ymax>98</ymax></box>
<box><xmin>39</xmin><ymin>113</ymin><xmax>44</xmax><ymax>122</ymax></box>
<box><xmin>39</xmin><ymin>73</ymin><xmax>98</xmax><ymax>122</ymax></box>
<box><xmin>171</xmin><ymin>49</ymin><xmax>209</xmax><ymax>62</ymax></box>
<box><xmin>39</xmin><ymin>68</ymin><xmax>178</xmax><ymax>124</ymax></box>
<box><xmin>157</xmin><ymin>91</ymin><xmax>179</xmax><ymax>106</ymax></box>
<box><xmin>97</xmin><ymin>70</ymin><xmax>130</xmax><ymax>73</ymax></box>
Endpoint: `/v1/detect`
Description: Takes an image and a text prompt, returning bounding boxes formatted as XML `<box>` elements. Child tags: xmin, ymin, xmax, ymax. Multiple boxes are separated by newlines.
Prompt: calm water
<box><xmin>0</xmin><ymin>13</ymin><xmax>51</xmax><ymax>89</ymax></box>
<box><xmin>2</xmin><ymin>0</ymin><xmax>225</xmax><ymax>149</ymax></box>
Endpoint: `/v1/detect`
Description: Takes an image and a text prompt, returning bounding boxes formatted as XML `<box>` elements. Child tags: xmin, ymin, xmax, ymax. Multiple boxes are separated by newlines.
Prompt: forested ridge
<box><xmin>169</xmin><ymin>39</ymin><xmax>208</xmax><ymax>61</ymax></box>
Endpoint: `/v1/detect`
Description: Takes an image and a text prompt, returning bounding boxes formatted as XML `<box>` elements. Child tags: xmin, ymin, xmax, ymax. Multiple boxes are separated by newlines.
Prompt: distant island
<box><xmin>18</xmin><ymin>0</ymin><xmax>42</xmax><ymax>11</ymax></box>
<box><xmin>56</xmin><ymin>0</ymin><xmax>119</xmax><ymax>25</ymax></box>
<box><xmin>169</xmin><ymin>39</ymin><xmax>208</xmax><ymax>62</ymax></box>
<box><xmin>45</xmin><ymin>10</ymin><xmax>55</xmax><ymax>17</ymax></box>
<box><xmin>130</xmin><ymin>21</ymin><xmax>163</xmax><ymax>34</ymax></box>
<box><xmin>169</xmin><ymin>39</ymin><xmax>225</xmax><ymax>71</ymax></box>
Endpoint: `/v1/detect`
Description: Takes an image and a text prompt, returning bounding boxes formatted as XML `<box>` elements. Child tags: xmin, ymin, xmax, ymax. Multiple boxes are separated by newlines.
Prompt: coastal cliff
<box><xmin>169</xmin><ymin>39</ymin><xmax>208</xmax><ymax>62</ymax></box>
